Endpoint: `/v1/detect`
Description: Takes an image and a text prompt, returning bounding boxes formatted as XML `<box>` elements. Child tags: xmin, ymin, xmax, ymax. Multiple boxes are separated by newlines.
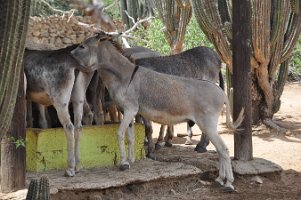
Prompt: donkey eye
<box><xmin>79</xmin><ymin>45</ymin><xmax>85</xmax><ymax>49</ymax></box>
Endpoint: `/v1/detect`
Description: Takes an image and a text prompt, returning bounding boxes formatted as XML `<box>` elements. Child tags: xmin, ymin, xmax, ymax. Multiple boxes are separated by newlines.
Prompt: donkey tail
<box><xmin>224</xmin><ymin>95</ymin><xmax>245</xmax><ymax>130</ymax></box>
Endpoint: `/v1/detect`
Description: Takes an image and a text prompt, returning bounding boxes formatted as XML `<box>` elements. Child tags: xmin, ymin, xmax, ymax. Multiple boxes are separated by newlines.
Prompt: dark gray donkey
<box><xmin>123</xmin><ymin>46</ymin><xmax>224</xmax><ymax>153</ymax></box>
<box><xmin>71</xmin><ymin>32</ymin><xmax>244</xmax><ymax>191</ymax></box>
<box><xmin>24</xmin><ymin>45</ymin><xmax>95</xmax><ymax>177</ymax></box>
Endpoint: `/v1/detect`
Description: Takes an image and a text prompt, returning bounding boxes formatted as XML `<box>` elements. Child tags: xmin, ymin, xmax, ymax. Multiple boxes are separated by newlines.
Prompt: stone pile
<box><xmin>26</xmin><ymin>15</ymin><xmax>96</xmax><ymax>50</ymax></box>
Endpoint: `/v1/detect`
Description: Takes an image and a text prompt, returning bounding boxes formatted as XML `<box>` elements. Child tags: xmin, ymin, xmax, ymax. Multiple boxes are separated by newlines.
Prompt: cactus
<box><xmin>38</xmin><ymin>176</ymin><xmax>50</xmax><ymax>200</ymax></box>
<box><xmin>26</xmin><ymin>179</ymin><xmax>39</xmax><ymax>200</ymax></box>
<box><xmin>154</xmin><ymin>0</ymin><xmax>192</xmax><ymax>54</ymax></box>
<box><xmin>26</xmin><ymin>176</ymin><xmax>50</xmax><ymax>200</ymax></box>
<box><xmin>190</xmin><ymin>0</ymin><xmax>301</xmax><ymax>124</ymax></box>
<box><xmin>0</xmin><ymin>0</ymin><xmax>31</xmax><ymax>137</ymax></box>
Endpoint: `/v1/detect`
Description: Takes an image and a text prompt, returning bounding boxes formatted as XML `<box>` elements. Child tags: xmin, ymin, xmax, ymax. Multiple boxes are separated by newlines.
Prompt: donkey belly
<box><xmin>27</xmin><ymin>92</ymin><xmax>52</xmax><ymax>106</ymax></box>
<box><xmin>138</xmin><ymin>108</ymin><xmax>190</xmax><ymax>125</ymax></box>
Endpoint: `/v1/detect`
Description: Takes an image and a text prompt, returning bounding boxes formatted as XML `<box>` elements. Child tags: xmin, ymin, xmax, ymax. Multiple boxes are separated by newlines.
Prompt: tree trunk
<box><xmin>232</xmin><ymin>0</ymin><xmax>253</xmax><ymax>161</ymax></box>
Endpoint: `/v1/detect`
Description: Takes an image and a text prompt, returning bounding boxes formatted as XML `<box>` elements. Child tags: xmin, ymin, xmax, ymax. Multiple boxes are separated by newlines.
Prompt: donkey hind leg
<box><xmin>194</xmin><ymin>133</ymin><xmax>210</xmax><ymax>153</ymax></box>
<box><xmin>196</xmin><ymin>118</ymin><xmax>234</xmax><ymax>191</ymax></box>
<box><xmin>118</xmin><ymin>110</ymin><xmax>137</xmax><ymax>171</ymax></box>
<box><xmin>164</xmin><ymin>125</ymin><xmax>174</xmax><ymax>147</ymax></box>
<box><xmin>155</xmin><ymin>125</ymin><xmax>166</xmax><ymax>150</ymax></box>
<box><xmin>143</xmin><ymin>118</ymin><xmax>155</xmax><ymax>159</ymax></box>
<box><xmin>126</xmin><ymin>120</ymin><xmax>135</xmax><ymax>163</ymax></box>
<box><xmin>53</xmin><ymin>102</ymin><xmax>75</xmax><ymax>177</ymax></box>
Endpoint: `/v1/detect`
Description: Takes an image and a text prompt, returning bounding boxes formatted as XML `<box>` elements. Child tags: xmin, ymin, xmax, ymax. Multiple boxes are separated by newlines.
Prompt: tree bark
<box><xmin>232</xmin><ymin>0</ymin><xmax>253</xmax><ymax>161</ymax></box>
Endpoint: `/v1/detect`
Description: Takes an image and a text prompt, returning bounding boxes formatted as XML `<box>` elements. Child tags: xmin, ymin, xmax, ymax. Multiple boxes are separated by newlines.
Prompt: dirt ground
<box><xmin>49</xmin><ymin>83</ymin><xmax>301</xmax><ymax>200</ymax></box>
<box><xmin>2</xmin><ymin>83</ymin><xmax>300</xmax><ymax>200</ymax></box>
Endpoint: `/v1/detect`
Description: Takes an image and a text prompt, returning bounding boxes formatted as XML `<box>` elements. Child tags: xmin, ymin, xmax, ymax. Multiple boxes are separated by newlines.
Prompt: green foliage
<box><xmin>8</xmin><ymin>136</ymin><xmax>26</xmax><ymax>148</ymax></box>
<box><xmin>30</xmin><ymin>0</ymin><xmax>72</xmax><ymax>16</ymax></box>
<box><xmin>130</xmin><ymin>16</ymin><xmax>213</xmax><ymax>55</ymax></box>
<box><xmin>289</xmin><ymin>36</ymin><xmax>301</xmax><ymax>81</ymax></box>
<box><xmin>103</xmin><ymin>0</ymin><xmax>121</xmax><ymax>19</ymax></box>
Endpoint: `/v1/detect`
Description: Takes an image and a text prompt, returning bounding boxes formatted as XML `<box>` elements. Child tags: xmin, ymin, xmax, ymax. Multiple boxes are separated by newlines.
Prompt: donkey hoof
<box><xmin>75</xmin><ymin>165</ymin><xmax>81</xmax><ymax>173</ymax></box>
<box><xmin>155</xmin><ymin>143</ymin><xmax>162</xmax><ymax>150</ymax></box>
<box><xmin>164</xmin><ymin>142</ymin><xmax>172</xmax><ymax>147</ymax></box>
<box><xmin>224</xmin><ymin>186</ymin><xmax>235</xmax><ymax>193</ymax></box>
<box><xmin>146</xmin><ymin>152</ymin><xmax>155</xmax><ymax>160</ymax></box>
<box><xmin>119</xmin><ymin>164</ymin><xmax>130</xmax><ymax>171</ymax></box>
<box><xmin>64</xmin><ymin>168</ymin><xmax>75</xmax><ymax>177</ymax></box>
<box><xmin>194</xmin><ymin>145</ymin><xmax>207</xmax><ymax>153</ymax></box>
<box><xmin>185</xmin><ymin>139</ymin><xmax>193</xmax><ymax>145</ymax></box>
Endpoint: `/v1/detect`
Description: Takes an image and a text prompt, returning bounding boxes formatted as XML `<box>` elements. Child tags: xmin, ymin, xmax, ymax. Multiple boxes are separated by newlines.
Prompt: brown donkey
<box><xmin>71</xmin><ymin>32</ymin><xmax>244</xmax><ymax>191</ymax></box>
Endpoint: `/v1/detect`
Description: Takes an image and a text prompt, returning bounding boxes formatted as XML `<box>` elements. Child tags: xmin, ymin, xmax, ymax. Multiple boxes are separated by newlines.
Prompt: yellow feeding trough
<box><xmin>26</xmin><ymin>123</ymin><xmax>145</xmax><ymax>172</ymax></box>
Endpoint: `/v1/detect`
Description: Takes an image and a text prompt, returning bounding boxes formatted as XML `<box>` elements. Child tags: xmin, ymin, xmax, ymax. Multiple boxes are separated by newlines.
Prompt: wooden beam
<box><xmin>232</xmin><ymin>0</ymin><xmax>253</xmax><ymax>161</ymax></box>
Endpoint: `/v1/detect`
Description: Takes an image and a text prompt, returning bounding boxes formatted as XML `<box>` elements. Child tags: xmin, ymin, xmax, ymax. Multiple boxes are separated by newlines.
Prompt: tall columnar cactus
<box><xmin>191</xmin><ymin>0</ymin><xmax>301</xmax><ymax>126</ymax></box>
<box><xmin>154</xmin><ymin>0</ymin><xmax>192</xmax><ymax>54</ymax></box>
<box><xmin>0</xmin><ymin>0</ymin><xmax>31</xmax><ymax>140</ymax></box>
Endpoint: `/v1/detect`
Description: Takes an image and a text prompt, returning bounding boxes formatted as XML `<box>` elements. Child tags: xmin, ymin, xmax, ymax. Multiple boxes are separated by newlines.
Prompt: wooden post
<box><xmin>1</xmin><ymin>66</ymin><xmax>26</xmax><ymax>192</ymax></box>
<box><xmin>232</xmin><ymin>0</ymin><xmax>253</xmax><ymax>161</ymax></box>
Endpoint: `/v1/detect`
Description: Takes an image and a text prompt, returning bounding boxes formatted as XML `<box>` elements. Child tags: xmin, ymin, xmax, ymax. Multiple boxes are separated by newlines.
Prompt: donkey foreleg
<box><xmin>126</xmin><ymin>120</ymin><xmax>135</xmax><ymax>163</ymax></box>
<box><xmin>164</xmin><ymin>126</ymin><xmax>174</xmax><ymax>147</ymax></box>
<box><xmin>82</xmin><ymin>98</ymin><xmax>93</xmax><ymax>125</ymax></box>
<box><xmin>37</xmin><ymin>104</ymin><xmax>49</xmax><ymax>129</ymax></box>
<box><xmin>54</xmin><ymin>102</ymin><xmax>75</xmax><ymax>177</ymax></box>
<box><xmin>117</xmin><ymin>110</ymin><xmax>137</xmax><ymax>171</ymax></box>
<box><xmin>155</xmin><ymin>125</ymin><xmax>166</xmax><ymax>150</ymax></box>
<box><xmin>185</xmin><ymin>122</ymin><xmax>193</xmax><ymax>145</ymax></box>
<box><xmin>73</xmin><ymin>100</ymin><xmax>83</xmax><ymax>172</ymax></box>
<box><xmin>143</xmin><ymin>118</ymin><xmax>154</xmax><ymax>159</ymax></box>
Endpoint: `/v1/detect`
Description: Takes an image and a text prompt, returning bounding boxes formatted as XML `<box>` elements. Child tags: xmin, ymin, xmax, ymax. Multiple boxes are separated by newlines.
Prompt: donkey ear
<box><xmin>95</xmin><ymin>32</ymin><xmax>108</xmax><ymax>41</ymax></box>
<box><xmin>111</xmin><ymin>32</ymin><xmax>122</xmax><ymax>41</ymax></box>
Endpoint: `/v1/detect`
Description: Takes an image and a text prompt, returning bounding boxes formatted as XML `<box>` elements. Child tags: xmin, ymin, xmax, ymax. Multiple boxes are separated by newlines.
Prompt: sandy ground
<box><xmin>1</xmin><ymin>83</ymin><xmax>300</xmax><ymax>200</ymax></box>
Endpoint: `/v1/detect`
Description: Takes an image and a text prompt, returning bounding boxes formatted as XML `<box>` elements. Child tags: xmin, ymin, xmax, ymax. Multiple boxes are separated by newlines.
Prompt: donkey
<box><xmin>24</xmin><ymin>44</ymin><xmax>95</xmax><ymax>177</ymax></box>
<box><xmin>71</xmin><ymin>32</ymin><xmax>244</xmax><ymax>191</ymax></box>
<box><xmin>123</xmin><ymin>46</ymin><xmax>224</xmax><ymax>153</ymax></box>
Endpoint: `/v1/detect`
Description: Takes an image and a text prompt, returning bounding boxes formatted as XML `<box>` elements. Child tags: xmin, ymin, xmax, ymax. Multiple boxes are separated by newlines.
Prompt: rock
<box><xmin>251</xmin><ymin>175</ymin><xmax>263</xmax><ymax>184</ymax></box>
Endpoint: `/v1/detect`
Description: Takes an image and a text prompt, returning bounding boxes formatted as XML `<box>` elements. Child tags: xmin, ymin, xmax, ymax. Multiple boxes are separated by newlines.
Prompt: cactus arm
<box><xmin>192</xmin><ymin>0</ymin><xmax>232</xmax><ymax>70</ymax></box>
<box><xmin>268</xmin><ymin>0</ymin><xmax>290</xmax><ymax>82</ymax></box>
<box><xmin>281</xmin><ymin>11</ymin><xmax>301</xmax><ymax>63</ymax></box>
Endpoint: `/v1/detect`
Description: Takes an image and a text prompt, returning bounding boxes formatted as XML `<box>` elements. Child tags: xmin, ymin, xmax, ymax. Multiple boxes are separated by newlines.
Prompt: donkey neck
<box><xmin>97</xmin><ymin>41</ymin><xmax>137</xmax><ymax>88</ymax></box>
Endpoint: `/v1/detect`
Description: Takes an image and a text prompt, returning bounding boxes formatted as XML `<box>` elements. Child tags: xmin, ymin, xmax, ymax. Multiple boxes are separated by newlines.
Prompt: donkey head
<box><xmin>71</xmin><ymin>31</ymin><xmax>122</xmax><ymax>71</ymax></box>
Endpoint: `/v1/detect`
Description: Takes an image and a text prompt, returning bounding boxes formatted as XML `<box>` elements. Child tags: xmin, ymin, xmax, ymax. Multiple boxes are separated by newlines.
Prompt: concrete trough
<box><xmin>26</xmin><ymin>123</ymin><xmax>145</xmax><ymax>172</ymax></box>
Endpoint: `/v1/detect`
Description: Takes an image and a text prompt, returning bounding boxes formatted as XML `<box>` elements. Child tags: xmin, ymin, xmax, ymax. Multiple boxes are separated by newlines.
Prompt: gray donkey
<box><xmin>24</xmin><ymin>45</ymin><xmax>95</xmax><ymax>177</ymax></box>
<box><xmin>123</xmin><ymin>46</ymin><xmax>224</xmax><ymax>154</ymax></box>
<box><xmin>71</xmin><ymin>32</ymin><xmax>244</xmax><ymax>191</ymax></box>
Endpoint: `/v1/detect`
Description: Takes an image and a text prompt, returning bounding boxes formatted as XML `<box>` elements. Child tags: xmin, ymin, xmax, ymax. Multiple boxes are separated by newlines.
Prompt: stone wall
<box><xmin>26</xmin><ymin>15</ymin><xmax>96</xmax><ymax>50</ymax></box>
